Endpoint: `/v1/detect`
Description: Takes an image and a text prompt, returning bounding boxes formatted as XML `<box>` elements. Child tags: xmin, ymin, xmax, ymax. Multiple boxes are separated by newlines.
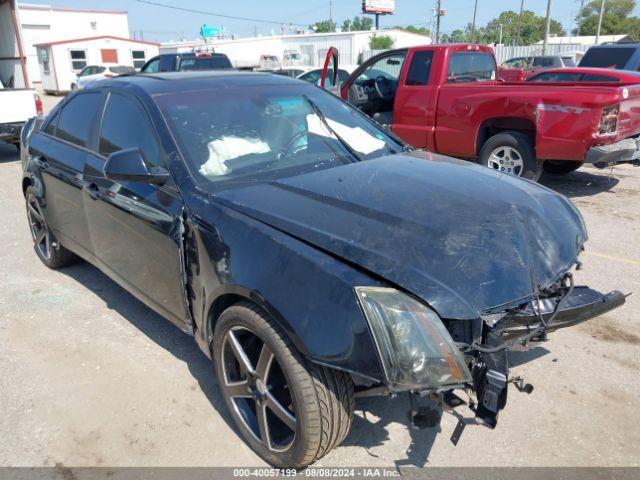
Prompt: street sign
<box><xmin>201</xmin><ymin>25</ymin><xmax>222</xmax><ymax>38</ymax></box>
<box><xmin>362</xmin><ymin>0</ymin><xmax>395</xmax><ymax>14</ymax></box>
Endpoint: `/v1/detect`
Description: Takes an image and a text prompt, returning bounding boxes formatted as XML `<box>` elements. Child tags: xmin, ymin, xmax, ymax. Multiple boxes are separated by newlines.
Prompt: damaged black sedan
<box><xmin>20</xmin><ymin>72</ymin><xmax>625</xmax><ymax>468</ymax></box>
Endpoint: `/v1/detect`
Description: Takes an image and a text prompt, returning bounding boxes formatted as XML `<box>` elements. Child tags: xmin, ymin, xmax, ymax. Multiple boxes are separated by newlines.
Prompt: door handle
<box><xmin>84</xmin><ymin>181</ymin><xmax>101</xmax><ymax>200</ymax></box>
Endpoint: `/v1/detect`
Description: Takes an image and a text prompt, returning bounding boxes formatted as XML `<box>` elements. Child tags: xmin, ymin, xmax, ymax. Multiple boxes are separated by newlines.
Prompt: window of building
<box><xmin>70</xmin><ymin>50</ymin><xmax>87</xmax><ymax>71</ymax></box>
<box><xmin>99</xmin><ymin>93</ymin><xmax>163</xmax><ymax>167</ymax></box>
<box><xmin>56</xmin><ymin>93</ymin><xmax>103</xmax><ymax>148</ymax></box>
<box><xmin>406</xmin><ymin>51</ymin><xmax>434</xmax><ymax>86</ymax></box>
<box><xmin>132</xmin><ymin>50</ymin><xmax>146</xmax><ymax>70</ymax></box>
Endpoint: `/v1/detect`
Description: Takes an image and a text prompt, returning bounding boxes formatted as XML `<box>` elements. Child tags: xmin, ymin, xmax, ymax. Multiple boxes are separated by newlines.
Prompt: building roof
<box><xmin>35</xmin><ymin>35</ymin><xmax>159</xmax><ymax>47</ymax></box>
<box><xmin>161</xmin><ymin>28</ymin><xmax>430</xmax><ymax>48</ymax></box>
<box><xmin>18</xmin><ymin>3</ymin><xmax>127</xmax><ymax>14</ymax></box>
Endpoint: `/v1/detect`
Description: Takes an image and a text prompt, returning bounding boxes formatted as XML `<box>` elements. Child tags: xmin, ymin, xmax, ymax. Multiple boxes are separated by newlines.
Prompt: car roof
<box><xmin>88</xmin><ymin>70</ymin><xmax>306</xmax><ymax>95</ymax></box>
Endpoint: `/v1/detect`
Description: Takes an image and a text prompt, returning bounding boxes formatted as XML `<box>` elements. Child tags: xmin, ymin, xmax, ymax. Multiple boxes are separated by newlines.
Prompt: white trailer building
<box><xmin>161</xmin><ymin>29</ymin><xmax>431</xmax><ymax>70</ymax></box>
<box><xmin>17</xmin><ymin>3</ymin><xmax>130</xmax><ymax>85</ymax></box>
<box><xmin>35</xmin><ymin>36</ymin><xmax>159</xmax><ymax>94</ymax></box>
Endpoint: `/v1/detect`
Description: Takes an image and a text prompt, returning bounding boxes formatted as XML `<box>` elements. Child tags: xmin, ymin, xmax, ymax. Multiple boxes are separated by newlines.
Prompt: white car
<box><xmin>71</xmin><ymin>65</ymin><xmax>135</xmax><ymax>90</ymax></box>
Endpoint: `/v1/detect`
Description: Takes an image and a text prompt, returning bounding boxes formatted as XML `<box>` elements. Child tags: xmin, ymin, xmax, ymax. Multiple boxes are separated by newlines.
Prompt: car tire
<box><xmin>543</xmin><ymin>160</ymin><xmax>583</xmax><ymax>175</ymax></box>
<box><xmin>25</xmin><ymin>187</ymin><xmax>77</xmax><ymax>269</ymax></box>
<box><xmin>479</xmin><ymin>131</ymin><xmax>542</xmax><ymax>181</ymax></box>
<box><xmin>212</xmin><ymin>302</ymin><xmax>354</xmax><ymax>468</ymax></box>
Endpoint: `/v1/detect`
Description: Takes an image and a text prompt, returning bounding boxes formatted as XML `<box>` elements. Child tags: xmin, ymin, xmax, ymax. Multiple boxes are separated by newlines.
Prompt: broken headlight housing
<box><xmin>355</xmin><ymin>287</ymin><xmax>472</xmax><ymax>390</ymax></box>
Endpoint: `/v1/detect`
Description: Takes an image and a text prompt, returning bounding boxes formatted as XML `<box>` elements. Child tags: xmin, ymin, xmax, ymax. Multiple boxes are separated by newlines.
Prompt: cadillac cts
<box><xmin>20</xmin><ymin>72</ymin><xmax>625</xmax><ymax>468</ymax></box>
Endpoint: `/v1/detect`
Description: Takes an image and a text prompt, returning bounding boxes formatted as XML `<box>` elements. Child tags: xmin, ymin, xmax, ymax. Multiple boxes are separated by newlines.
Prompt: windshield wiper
<box><xmin>302</xmin><ymin>95</ymin><xmax>362</xmax><ymax>162</ymax></box>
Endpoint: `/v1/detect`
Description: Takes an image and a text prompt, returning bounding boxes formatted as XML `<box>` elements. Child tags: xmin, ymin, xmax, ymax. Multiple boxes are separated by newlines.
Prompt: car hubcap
<box><xmin>487</xmin><ymin>146</ymin><xmax>524</xmax><ymax>176</ymax></box>
<box><xmin>221</xmin><ymin>326</ymin><xmax>297</xmax><ymax>452</ymax></box>
<box><xmin>26</xmin><ymin>193</ymin><xmax>52</xmax><ymax>260</ymax></box>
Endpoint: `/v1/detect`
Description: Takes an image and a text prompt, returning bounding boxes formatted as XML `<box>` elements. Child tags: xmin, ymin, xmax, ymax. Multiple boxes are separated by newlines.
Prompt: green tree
<box><xmin>369</xmin><ymin>34</ymin><xmax>394</xmax><ymax>49</ymax></box>
<box><xmin>344</xmin><ymin>16</ymin><xmax>374</xmax><ymax>31</ymax></box>
<box><xmin>481</xmin><ymin>10</ymin><xmax>565</xmax><ymax>45</ymax></box>
<box><xmin>310</xmin><ymin>20</ymin><xmax>336</xmax><ymax>33</ymax></box>
<box><xmin>574</xmin><ymin>0</ymin><xmax>640</xmax><ymax>38</ymax></box>
<box><xmin>394</xmin><ymin>25</ymin><xmax>430</xmax><ymax>36</ymax></box>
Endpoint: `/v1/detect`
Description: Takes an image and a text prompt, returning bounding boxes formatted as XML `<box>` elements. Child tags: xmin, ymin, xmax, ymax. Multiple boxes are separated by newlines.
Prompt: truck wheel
<box><xmin>212</xmin><ymin>302</ymin><xmax>354</xmax><ymax>468</ymax></box>
<box><xmin>479</xmin><ymin>131</ymin><xmax>542</xmax><ymax>181</ymax></box>
<box><xmin>543</xmin><ymin>160</ymin><xmax>583</xmax><ymax>175</ymax></box>
<box><xmin>25</xmin><ymin>187</ymin><xmax>76</xmax><ymax>269</ymax></box>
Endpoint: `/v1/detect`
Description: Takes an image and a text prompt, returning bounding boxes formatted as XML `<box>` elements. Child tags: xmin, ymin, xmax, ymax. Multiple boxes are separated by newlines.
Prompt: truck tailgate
<box><xmin>617</xmin><ymin>84</ymin><xmax>640</xmax><ymax>140</ymax></box>
<box><xmin>0</xmin><ymin>89</ymin><xmax>37</xmax><ymax>124</ymax></box>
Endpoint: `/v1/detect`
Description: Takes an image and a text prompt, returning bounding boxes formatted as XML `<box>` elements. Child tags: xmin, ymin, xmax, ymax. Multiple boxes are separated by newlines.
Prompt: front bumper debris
<box><xmin>407</xmin><ymin>281</ymin><xmax>627</xmax><ymax>444</ymax></box>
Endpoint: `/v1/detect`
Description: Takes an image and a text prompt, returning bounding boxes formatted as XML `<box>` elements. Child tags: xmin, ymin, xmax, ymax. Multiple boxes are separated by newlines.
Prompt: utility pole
<box><xmin>329</xmin><ymin>0</ymin><xmax>332</xmax><ymax>25</ymax></box>
<box><xmin>435</xmin><ymin>0</ymin><xmax>442</xmax><ymax>43</ymax></box>
<box><xmin>498</xmin><ymin>23</ymin><xmax>503</xmax><ymax>45</ymax></box>
<box><xmin>542</xmin><ymin>0</ymin><xmax>552</xmax><ymax>55</ymax></box>
<box><xmin>515</xmin><ymin>0</ymin><xmax>524</xmax><ymax>45</ymax></box>
<box><xmin>471</xmin><ymin>0</ymin><xmax>478</xmax><ymax>43</ymax></box>
<box><xmin>596</xmin><ymin>0</ymin><xmax>606</xmax><ymax>44</ymax></box>
<box><xmin>576</xmin><ymin>0</ymin><xmax>585</xmax><ymax>36</ymax></box>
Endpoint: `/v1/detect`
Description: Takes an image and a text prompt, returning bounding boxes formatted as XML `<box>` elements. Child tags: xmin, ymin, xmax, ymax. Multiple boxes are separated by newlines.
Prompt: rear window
<box><xmin>447</xmin><ymin>52</ymin><xmax>496</xmax><ymax>82</ymax></box>
<box><xmin>178</xmin><ymin>56</ymin><xmax>232</xmax><ymax>71</ymax></box>
<box><xmin>109</xmin><ymin>66</ymin><xmax>135</xmax><ymax>74</ymax></box>
<box><xmin>579</xmin><ymin>47</ymin><xmax>636</xmax><ymax>69</ymax></box>
<box><xmin>528</xmin><ymin>72</ymin><xmax>582</xmax><ymax>82</ymax></box>
<box><xmin>581</xmin><ymin>74</ymin><xmax>620</xmax><ymax>82</ymax></box>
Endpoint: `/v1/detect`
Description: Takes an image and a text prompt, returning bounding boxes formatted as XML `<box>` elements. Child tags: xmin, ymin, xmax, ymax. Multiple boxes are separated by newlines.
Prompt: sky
<box><xmin>21</xmin><ymin>0</ymin><xmax>640</xmax><ymax>42</ymax></box>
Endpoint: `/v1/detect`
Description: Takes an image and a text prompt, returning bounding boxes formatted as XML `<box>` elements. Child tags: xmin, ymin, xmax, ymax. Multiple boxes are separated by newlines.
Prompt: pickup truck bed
<box><xmin>330</xmin><ymin>44</ymin><xmax>640</xmax><ymax>180</ymax></box>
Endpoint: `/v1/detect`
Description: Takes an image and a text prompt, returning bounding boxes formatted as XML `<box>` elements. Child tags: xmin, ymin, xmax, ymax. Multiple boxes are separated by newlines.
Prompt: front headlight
<box><xmin>355</xmin><ymin>286</ymin><xmax>472</xmax><ymax>390</ymax></box>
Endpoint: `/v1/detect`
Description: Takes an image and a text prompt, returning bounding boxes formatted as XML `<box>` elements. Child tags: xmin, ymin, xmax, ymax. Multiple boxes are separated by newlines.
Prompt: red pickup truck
<box><xmin>320</xmin><ymin>44</ymin><xmax>640</xmax><ymax>179</ymax></box>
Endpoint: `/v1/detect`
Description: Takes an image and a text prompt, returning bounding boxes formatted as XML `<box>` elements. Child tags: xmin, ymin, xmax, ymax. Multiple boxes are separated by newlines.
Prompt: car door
<box><xmin>30</xmin><ymin>91</ymin><xmax>104</xmax><ymax>257</ymax></box>
<box><xmin>392</xmin><ymin>48</ymin><xmax>437</xmax><ymax>149</ymax></box>
<box><xmin>82</xmin><ymin>90</ymin><xmax>189</xmax><ymax>328</ymax></box>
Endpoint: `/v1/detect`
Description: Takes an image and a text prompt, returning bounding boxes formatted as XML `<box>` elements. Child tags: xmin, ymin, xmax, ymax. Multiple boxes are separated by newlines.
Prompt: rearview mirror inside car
<box><xmin>103</xmin><ymin>148</ymin><xmax>170</xmax><ymax>185</ymax></box>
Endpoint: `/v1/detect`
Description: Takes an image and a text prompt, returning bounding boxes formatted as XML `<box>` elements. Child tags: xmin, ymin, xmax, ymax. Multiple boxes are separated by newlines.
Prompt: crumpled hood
<box><xmin>215</xmin><ymin>152</ymin><xmax>587</xmax><ymax>319</ymax></box>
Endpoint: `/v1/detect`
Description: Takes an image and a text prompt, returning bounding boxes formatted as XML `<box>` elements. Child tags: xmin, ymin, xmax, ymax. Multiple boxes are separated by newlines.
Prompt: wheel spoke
<box><xmin>226</xmin><ymin>330</ymin><xmax>255</xmax><ymax>375</ymax></box>
<box><xmin>255</xmin><ymin>343</ymin><xmax>273</xmax><ymax>381</ymax></box>
<box><xmin>226</xmin><ymin>379</ymin><xmax>251</xmax><ymax>398</ymax></box>
<box><xmin>266</xmin><ymin>392</ymin><xmax>296</xmax><ymax>430</ymax></box>
<box><xmin>256</xmin><ymin>403</ymin><xmax>272</xmax><ymax>450</ymax></box>
<box><xmin>27</xmin><ymin>203</ymin><xmax>42</xmax><ymax>223</ymax></box>
<box><xmin>35</xmin><ymin>228</ymin><xmax>47</xmax><ymax>245</ymax></box>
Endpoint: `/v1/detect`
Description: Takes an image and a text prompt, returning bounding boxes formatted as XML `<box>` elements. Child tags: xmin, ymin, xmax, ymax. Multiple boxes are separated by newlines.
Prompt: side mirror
<box><xmin>103</xmin><ymin>147</ymin><xmax>170</xmax><ymax>185</ymax></box>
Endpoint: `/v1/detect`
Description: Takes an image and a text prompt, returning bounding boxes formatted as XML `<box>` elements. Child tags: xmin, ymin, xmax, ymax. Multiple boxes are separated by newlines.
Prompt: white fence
<box><xmin>492</xmin><ymin>44</ymin><xmax>591</xmax><ymax>64</ymax></box>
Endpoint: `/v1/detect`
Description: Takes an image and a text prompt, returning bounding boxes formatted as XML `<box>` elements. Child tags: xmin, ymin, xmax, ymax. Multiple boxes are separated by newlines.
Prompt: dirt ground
<box><xmin>1</xmin><ymin>112</ymin><xmax>639</xmax><ymax>467</ymax></box>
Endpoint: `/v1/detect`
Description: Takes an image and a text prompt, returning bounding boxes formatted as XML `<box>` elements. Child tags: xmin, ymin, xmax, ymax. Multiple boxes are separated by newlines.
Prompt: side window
<box><xmin>56</xmin><ymin>93</ymin><xmax>103</xmax><ymax>148</ymax></box>
<box><xmin>44</xmin><ymin>110</ymin><xmax>59</xmax><ymax>136</ymax></box>
<box><xmin>132</xmin><ymin>50</ymin><xmax>146</xmax><ymax>70</ymax></box>
<box><xmin>405</xmin><ymin>51</ymin><xmax>434</xmax><ymax>86</ymax></box>
<box><xmin>70</xmin><ymin>50</ymin><xmax>87</xmax><ymax>71</ymax></box>
<box><xmin>142</xmin><ymin>57</ymin><xmax>160</xmax><ymax>73</ymax></box>
<box><xmin>355</xmin><ymin>53</ymin><xmax>406</xmax><ymax>86</ymax></box>
<box><xmin>99</xmin><ymin>93</ymin><xmax>163</xmax><ymax>168</ymax></box>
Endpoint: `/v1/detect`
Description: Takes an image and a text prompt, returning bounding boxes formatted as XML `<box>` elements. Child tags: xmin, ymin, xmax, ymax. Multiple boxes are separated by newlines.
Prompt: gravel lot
<box><xmin>1</xmin><ymin>113</ymin><xmax>639</xmax><ymax>468</ymax></box>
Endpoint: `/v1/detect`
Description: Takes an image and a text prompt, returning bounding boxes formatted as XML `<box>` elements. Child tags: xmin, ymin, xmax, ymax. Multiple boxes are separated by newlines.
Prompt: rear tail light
<box><xmin>598</xmin><ymin>104</ymin><xmax>619</xmax><ymax>135</ymax></box>
<box><xmin>34</xmin><ymin>93</ymin><xmax>43</xmax><ymax>116</ymax></box>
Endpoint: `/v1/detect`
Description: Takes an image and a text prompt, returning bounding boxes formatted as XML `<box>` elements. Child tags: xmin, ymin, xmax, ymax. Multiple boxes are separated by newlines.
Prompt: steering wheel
<box><xmin>374</xmin><ymin>76</ymin><xmax>394</xmax><ymax>100</ymax></box>
<box><xmin>278</xmin><ymin>129</ymin><xmax>309</xmax><ymax>160</ymax></box>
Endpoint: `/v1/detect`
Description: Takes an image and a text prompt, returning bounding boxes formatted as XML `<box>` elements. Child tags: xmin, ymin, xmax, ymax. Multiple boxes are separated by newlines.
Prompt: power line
<box><xmin>133</xmin><ymin>0</ymin><xmax>309</xmax><ymax>27</ymax></box>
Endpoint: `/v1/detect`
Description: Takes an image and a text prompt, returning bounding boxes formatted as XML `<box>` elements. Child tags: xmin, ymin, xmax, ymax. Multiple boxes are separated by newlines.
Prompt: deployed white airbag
<box><xmin>199</xmin><ymin>136</ymin><xmax>271</xmax><ymax>178</ymax></box>
<box><xmin>306</xmin><ymin>114</ymin><xmax>386</xmax><ymax>155</ymax></box>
